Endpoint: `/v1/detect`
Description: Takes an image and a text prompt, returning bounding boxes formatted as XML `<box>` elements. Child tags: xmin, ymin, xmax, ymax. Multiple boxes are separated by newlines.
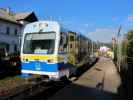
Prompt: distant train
<box><xmin>21</xmin><ymin>21</ymin><xmax>94</xmax><ymax>80</ymax></box>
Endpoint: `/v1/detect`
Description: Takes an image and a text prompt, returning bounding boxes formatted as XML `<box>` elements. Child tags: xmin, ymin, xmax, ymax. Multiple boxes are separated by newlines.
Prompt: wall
<box><xmin>0</xmin><ymin>20</ymin><xmax>22</xmax><ymax>53</ymax></box>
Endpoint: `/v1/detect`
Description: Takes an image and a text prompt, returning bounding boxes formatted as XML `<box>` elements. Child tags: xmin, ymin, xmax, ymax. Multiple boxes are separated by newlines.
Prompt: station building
<box><xmin>0</xmin><ymin>8</ymin><xmax>38</xmax><ymax>54</ymax></box>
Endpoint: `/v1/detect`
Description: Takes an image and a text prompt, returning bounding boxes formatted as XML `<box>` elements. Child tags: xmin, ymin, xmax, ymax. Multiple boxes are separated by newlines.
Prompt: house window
<box><xmin>6</xmin><ymin>44</ymin><xmax>9</xmax><ymax>52</ymax></box>
<box><xmin>6</xmin><ymin>27</ymin><xmax>10</xmax><ymax>35</ymax></box>
<box><xmin>14</xmin><ymin>44</ymin><xmax>17</xmax><ymax>52</ymax></box>
<box><xmin>15</xmin><ymin>29</ymin><xmax>18</xmax><ymax>35</ymax></box>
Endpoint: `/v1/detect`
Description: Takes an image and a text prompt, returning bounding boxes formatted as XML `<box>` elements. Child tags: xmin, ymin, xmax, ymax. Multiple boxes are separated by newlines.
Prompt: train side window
<box><xmin>59</xmin><ymin>32</ymin><xmax>68</xmax><ymax>54</ymax></box>
<box><xmin>70</xmin><ymin>44</ymin><xmax>73</xmax><ymax>48</ymax></box>
<box><xmin>70</xmin><ymin>36</ymin><xmax>74</xmax><ymax>41</ymax></box>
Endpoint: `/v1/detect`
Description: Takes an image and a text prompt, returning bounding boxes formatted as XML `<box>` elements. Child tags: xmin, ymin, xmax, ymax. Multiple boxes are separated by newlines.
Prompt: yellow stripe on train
<box><xmin>21</xmin><ymin>54</ymin><xmax>64</xmax><ymax>62</ymax></box>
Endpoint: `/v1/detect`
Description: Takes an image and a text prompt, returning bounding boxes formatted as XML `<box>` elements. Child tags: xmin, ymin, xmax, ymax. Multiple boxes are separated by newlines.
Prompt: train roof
<box><xmin>23</xmin><ymin>21</ymin><xmax>60</xmax><ymax>34</ymax></box>
<box><xmin>22</xmin><ymin>20</ymin><xmax>92</xmax><ymax>41</ymax></box>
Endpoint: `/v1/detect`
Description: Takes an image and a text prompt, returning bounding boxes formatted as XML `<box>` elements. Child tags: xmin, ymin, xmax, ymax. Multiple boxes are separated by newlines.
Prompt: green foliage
<box><xmin>127</xmin><ymin>30</ymin><xmax>133</xmax><ymax>40</ymax></box>
<box><xmin>127</xmin><ymin>30</ymin><xmax>133</xmax><ymax>57</ymax></box>
<box><xmin>121</xmin><ymin>39</ymin><xmax>128</xmax><ymax>56</ymax></box>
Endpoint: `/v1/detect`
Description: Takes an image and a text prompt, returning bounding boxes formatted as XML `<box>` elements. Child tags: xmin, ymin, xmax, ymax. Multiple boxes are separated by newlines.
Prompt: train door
<box><xmin>58</xmin><ymin>32</ymin><xmax>69</xmax><ymax>78</ymax></box>
<box><xmin>68</xmin><ymin>32</ymin><xmax>77</xmax><ymax>65</ymax></box>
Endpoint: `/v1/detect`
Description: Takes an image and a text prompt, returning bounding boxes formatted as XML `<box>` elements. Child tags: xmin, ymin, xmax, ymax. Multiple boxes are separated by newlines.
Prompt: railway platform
<box><xmin>48</xmin><ymin>57</ymin><xmax>126</xmax><ymax>100</ymax></box>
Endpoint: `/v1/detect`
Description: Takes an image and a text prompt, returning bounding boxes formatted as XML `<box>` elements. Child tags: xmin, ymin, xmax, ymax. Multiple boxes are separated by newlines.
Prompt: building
<box><xmin>15</xmin><ymin>12</ymin><xmax>38</xmax><ymax>25</ymax></box>
<box><xmin>0</xmin><ymin>8</ymin><xmax>38</xmax><ymax>54</ymax></box>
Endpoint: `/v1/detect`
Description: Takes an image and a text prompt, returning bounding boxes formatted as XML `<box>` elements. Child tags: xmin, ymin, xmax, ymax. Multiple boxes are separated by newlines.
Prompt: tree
<box><xmin>127</xmin><ymin>30</ymin><xmax>133</xmax><ymax>58</ymax></box>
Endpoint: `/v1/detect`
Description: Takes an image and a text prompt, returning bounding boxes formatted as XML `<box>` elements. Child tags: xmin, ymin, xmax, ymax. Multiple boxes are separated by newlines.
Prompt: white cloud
<box><xmin>88</xmin><ymin>27</ymin><xmax>117</xmax><ymax>43</ymax></box>
<box><xmin>127</xmin><ymin>14</ymin><xmax>133</xmax><ymax>23</ymax></box>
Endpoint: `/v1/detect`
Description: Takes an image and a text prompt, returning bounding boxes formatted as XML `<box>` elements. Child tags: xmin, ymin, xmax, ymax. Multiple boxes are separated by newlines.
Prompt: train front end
<box><xmin>21</xmin><ymin>21</ymin><xmax>60</xmax><ymax>79</ymax></box>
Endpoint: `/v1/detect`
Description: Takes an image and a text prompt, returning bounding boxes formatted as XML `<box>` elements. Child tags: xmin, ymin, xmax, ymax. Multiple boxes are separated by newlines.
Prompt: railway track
<box><xmin>0</xmin><ymin>58</ymin><xmax>98</xmax><ymax>100</ymax></box>
<box><xmin>0</xmin><ymin>76</ymin><xmax>71</xmax><ymax>100</ymax></box>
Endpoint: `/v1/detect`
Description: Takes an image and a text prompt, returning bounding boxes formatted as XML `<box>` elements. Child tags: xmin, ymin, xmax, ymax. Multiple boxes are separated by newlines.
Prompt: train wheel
<box><xmin>60</xmin><ymin>75</ymin><xmax>71</xmax><ymax>84</ymax></box>
<box><xmin>59</xmin><ymin>69</ymin><xmax>71</xmax><ymax>83</ymax></box>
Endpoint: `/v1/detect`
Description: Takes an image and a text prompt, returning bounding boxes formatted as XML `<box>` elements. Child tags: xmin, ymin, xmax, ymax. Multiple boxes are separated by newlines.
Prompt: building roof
<box><xmin>14</xmin><ymin>12</ymin><xmax>32</xmax><ymax>20</ymax></box>
<box><xmin>15</xmin><ymin>12</ymin><xmax>38</xmax><ymax>22</ymax></box>
<box><xmin>0</xmin><ymin>8</ymin><xmax>20</xmax><ymax>25</ymax></box>
<box><xmin>0</xmin><ymin>8</ymin><xmax>38</xmax><ymax>25</ymax></box>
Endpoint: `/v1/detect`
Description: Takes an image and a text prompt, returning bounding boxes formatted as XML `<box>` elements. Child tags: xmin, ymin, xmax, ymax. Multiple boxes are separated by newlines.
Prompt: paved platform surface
<box><xmin>48</xmin><ymin>57</ymin><xmax>126</xmax><ymax>100</ymax></box>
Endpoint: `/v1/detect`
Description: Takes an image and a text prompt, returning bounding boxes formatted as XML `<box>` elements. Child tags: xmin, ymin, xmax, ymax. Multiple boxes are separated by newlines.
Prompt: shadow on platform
<box><xmin>48</xmin><ymin>82</ymin><xmax>127</xmax><ymax>100</ymax></box>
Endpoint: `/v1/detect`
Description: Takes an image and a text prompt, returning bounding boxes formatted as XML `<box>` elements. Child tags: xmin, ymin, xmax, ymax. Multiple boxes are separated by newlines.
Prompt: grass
<box><xmin>0</xmin><ymin>76</ymin><xmax>25</xmax><ymax>91</ymax></box>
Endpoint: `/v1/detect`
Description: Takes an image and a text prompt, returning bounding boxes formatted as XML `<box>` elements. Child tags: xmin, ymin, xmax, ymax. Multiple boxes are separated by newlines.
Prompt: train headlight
<box><xmin>39</xmin><ymin>23</ymin><xmax>48</xmax><ymax>29</ymax></box>
<box><xmin>44</xmin><ymin>23</ymin><xmax>48</xmax><ymax>27</ymax></box>
<box><xmin>22</xmin><ymin>58</ymin><xmax>29</xmax><ymax>63</ymax></box>
<box><xmin>47</xmin><ymin>59</ymin><xmax>53</xmax><ymax>63</ymax></box>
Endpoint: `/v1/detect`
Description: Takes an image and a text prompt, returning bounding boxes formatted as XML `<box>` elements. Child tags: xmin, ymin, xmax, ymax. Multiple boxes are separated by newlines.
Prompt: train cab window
<box><xmin>23</xmin><ymin>33</ymin><xmax>55</xmax><ymax>54</ymax></box>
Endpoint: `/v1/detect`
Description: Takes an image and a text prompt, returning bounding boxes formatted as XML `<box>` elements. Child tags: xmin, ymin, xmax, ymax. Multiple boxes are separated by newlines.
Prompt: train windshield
<box><xmin>23</xmin><ymin>33</ymin><xmax>55</xmax><ymax>54</ymax></box>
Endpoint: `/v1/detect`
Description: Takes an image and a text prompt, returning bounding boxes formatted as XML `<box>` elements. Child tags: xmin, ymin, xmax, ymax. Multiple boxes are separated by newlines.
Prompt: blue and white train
<box><xmin>21</xmin><ymin>21</ymin><xmax>92</xmax><ymax>79</ymax></box>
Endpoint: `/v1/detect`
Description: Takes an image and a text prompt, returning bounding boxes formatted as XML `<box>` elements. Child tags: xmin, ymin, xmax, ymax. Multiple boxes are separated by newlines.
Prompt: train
<box><xmin>20</xmin><ymin>21</ymin><xmax>95</xmax><ymax>80</ymax></box>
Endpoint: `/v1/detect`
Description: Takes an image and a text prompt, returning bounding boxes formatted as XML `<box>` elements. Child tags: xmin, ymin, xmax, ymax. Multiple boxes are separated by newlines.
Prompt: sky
<box><xmin>0</xmin><ymin>0</ymin><xmax>133</xmax><ymax>42</ymax></box>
